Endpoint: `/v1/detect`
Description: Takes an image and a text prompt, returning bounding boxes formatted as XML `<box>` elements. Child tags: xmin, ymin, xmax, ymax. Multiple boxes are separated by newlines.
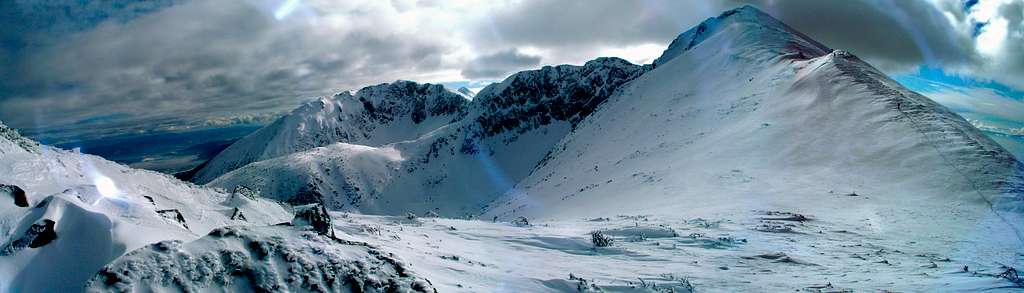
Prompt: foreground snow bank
<box><xmin>0</xmin><ymin>121</ymin><xmax>293</xmax><ymax>291</ymax></box>
<box><xmin>86</xmin><ymin>225</ymin><xmax>435</xmax><ymax>292</ymax></box>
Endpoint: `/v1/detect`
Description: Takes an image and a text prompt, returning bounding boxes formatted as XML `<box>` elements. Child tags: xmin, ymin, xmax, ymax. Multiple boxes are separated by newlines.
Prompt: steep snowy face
<box><xmin>208</xmin><ymin>58</ymin><xmax>648</xmax><ymax>216</ymax></box>
<box><xmin>190</xmin><ymin>81</ymin><xmax>469</xmax><ymax>184</ymax></box>
<box><xmin>653</xmin><ymin>5</ymin><xmax>830</xmax><ymax>67</ymax></box>
<box><xmin>484</xmin><ymin>7</ymin><xmax>1024</xmax><ymax>259</ymax></box>
<box><xmin>0</xmin><ymin>122</ymin><xmax>292</xmax><ymax>292</ymax></box>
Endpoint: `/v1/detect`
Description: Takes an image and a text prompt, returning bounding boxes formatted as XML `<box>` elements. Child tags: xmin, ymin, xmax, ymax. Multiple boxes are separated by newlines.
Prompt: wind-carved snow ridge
<box><xmin>653</xmin><ymin>5</ymin><xmax>830</xmax><ymax>67</ymax></box>
<box><xmin>820</xmin><ymin>51</ymin><xmax>1024</xmax><ymax>209</ymax></box>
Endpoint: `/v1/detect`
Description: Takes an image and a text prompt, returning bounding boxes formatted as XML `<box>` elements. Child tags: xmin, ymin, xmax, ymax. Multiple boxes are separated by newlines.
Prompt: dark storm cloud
<box><xmin>731</xmin><ymin>0</ymin><xmax>978</xmax><ymax>71</ymax></box>
<box><xmin>3</xmin><ymin>0</ymin><xmax>1023</xmax><ymax>144</ymax></box>
<box><xmin>474</xmin><ymin>0</ymin><xmax>975</xmax><ymax>71</ymax></box>
<box><xmin>0</xmin><ymin>0</ymin><xmax>453</xmax><ymax>140</ymax></box>
<box><xmin>472</xmin><ymin>0</ymin><xmax>1024</xmax><ymax>87</ymax></box>
<box><xmin>461</xmin><ymin>49</ymin><xmax>542</xmax><ymax>79</ymax></box>
<box><xmin>471</xmin><ymin>0</ymin><xmax>716</xmax><ymax>49</ymax></box>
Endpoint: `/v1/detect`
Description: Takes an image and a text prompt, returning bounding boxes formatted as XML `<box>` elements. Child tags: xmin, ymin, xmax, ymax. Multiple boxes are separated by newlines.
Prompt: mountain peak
<box><xmin>652</xmin><ymin>5</ymin><xmax>830</xmax><ymax>67</ymax></box>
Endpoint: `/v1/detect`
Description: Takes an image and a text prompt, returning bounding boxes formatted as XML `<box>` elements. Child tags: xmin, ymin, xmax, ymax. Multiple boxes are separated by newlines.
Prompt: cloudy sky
<box><xmin>1</xmin><ymin>0</ymin><xmax>1023</xmax><ymax>144</ymax></box>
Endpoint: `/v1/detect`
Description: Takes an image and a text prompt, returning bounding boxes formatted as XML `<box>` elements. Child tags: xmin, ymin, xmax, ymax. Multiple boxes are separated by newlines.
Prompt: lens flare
<box><xmin>274</xmin><ymin>0</ymin><xmax>300</xmax><ymax>20</ymax></box>
<box><xmin>94</xmin><ymin>175</ymin><xmax>119</xmax><ymax>198</ymax></box>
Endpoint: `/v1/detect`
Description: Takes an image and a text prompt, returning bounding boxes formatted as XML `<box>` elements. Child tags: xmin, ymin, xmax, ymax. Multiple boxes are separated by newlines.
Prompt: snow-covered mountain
<box><xmin>188</xmin><ymin>7</ymin><xmax>1024</xmax><ymax>290</ymax></box>
<box><xmin>205</xmin><ymin>57</ymin><xmax>648</xmax><ymax>216</ymax></box>
<box><xmin>188</xmin><ymin>81</ymin><xmax>471</xmax><ymax>184</ymax></box>
<box><xmin>485</xmin><ymin>3</ymin><xmax>1024</xmax><ymax>220</ymax></box>
<box><xmin>198</xmin><ymin>6</ymin><xmax>1022</xmax><ymax>227</ymax></box>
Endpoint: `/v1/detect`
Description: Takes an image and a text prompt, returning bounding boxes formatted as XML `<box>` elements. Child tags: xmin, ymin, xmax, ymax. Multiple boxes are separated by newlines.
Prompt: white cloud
<box><xmin>911</xmin><ymin>79</ymin><xmax>1024</xmax><ymax>124</ymax></box>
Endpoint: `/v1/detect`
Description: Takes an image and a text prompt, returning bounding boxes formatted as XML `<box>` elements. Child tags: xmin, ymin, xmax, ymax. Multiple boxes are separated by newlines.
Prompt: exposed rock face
<box><xmin>85</xmin><ymin>226</ymin><xmax>435</xmax><ymax>293</ymax></box>
<box><xmin>0</xmin><ymin>122</ymin><xmax>39</xmax><ymax>154</ymax></box>
<box><xmin>1</xmin><ymin>219</ymin><xmax>57</xmax><ymax>255</ymax></box>
<box><xmin>467</xmin><ymin>57</ymin><xmax>649</xmax><ymax>141</ymax></box>
<box><xmin>1</xmin><ymin>184</ymin><xmax>28</xmax><ymax>207</ymax></box>
<box><xmin>27</xmin><ymin>220</ymin><xmax>56</xmax><ymax>248</ymax></box>
<box><xmin>156</xmin><ymin>209</ymin><xmax>189</xmax><ymax>230</ymax></box>
<box><xmin>293</xmin><ymin>203</ymin><xmax>334</xmax><ymax>237</ymax></box>
<box><xmin>230</xmin><ymin>208</ymin><xmax>247</xmax><ymax>221</ymax></box>
<box><xmin>232</xmin><ymin>185</ymin><xmax>258</xmax><ymax>201</ymax></box>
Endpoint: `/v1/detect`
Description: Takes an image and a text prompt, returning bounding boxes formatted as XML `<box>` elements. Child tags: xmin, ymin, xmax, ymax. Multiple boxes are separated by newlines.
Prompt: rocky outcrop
<box><xmin>85</xmin><ymin>226</ymin><xmax>434</xmax><ymax>292</ymax></box>
<box><xmin>293</xmin><ymin>203</ymin><xmax>334</xmax><ymax>237</ymax></box>
<box><xmin>1</xmin><ymin>219</ymin><xmax>57</xmax><ymax>255</ymax></box>
<box><xmin>1</xmin><ymin>184</ymin><xmax>28</xmax><ymax>207</ymax></box>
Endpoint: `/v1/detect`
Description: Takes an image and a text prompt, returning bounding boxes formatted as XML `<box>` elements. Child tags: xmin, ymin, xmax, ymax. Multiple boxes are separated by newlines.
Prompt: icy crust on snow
<box><xmin>0</xmin><ymin>125</ymin><xmax>293</xmax><ymax>292</ymax></box>
<box><xmin>209</xmin><ymin>58</ymin><xmax>648</xmax><ymax>215</ymax></box>
<box><xmin>653</xmin><ymin>5</ymin><xmax>830</xmax><ymax>67</ymax></box>
<box><xmin>191</xmin><ymin>81</ymin><xmax>470</xmax><ymax>184</ymax></box>
<box><xmin>85</xmin><ymin>226</ymin><xmax>434</xmax><ymax>292</ymax></box>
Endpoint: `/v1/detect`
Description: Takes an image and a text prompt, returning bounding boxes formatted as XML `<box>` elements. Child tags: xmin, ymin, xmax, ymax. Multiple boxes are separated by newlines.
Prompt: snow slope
<box><xmin>207</xmin><ymin>58</ymin><xmax>648</xmax><ymax>216</ymax></box>
<box><xmin>323</xmin><ymin>210</ymin><xmax>1023</xmax><ymax>292</ymax></box>
<box><xmin>484</xmin><ymin>5</ymin><xmax>1024</xmax><ymax>220</ymax></box>
<box><xmin>0</xmin><ymin>121</ymin><xmax>293</xmax><ymax>292</ymax></box>
<box><xmin>476</xmin><ymin>6</ymin><xmax>1024</xmax><ymax>289</ymax></box>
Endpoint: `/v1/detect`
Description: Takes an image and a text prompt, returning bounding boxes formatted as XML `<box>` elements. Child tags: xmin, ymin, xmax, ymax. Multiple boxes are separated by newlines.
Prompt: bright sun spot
<box><xmin>976</xmin><ymin>18</ymin><xmax>1007</xmax><ymax>56</ymax></box>
<box><xmin>95</xmin><ymin>175</ymin><xmax>120</xmax><ymax>198</ymax></box>
<box><xmin>274</xmin><ymin>0</ymin><xmax>301</xmax><ymax>20</ymax></box>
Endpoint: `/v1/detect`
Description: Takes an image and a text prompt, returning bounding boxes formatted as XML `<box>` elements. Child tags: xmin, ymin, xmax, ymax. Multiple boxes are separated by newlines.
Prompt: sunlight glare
<box><xmin>274</xmin><ymin>0</ymin><xmax>300</xmax><ymax>20</ymax></box>
<box><xmin>95</xmin><ymin>175</ymin><xmax>120</xmax><ymax>198</ymax></box>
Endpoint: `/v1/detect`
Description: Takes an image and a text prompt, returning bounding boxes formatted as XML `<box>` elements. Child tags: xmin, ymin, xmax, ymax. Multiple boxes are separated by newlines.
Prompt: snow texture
<box><xmin>0</xmin><ymin>121</ymin><xmax>293</xmax><ymax>292</ymax></box>
<box><xmin>85</xmin><ymin>226</ymin><xmax>434</xmax><ymax>293</ymax></box>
